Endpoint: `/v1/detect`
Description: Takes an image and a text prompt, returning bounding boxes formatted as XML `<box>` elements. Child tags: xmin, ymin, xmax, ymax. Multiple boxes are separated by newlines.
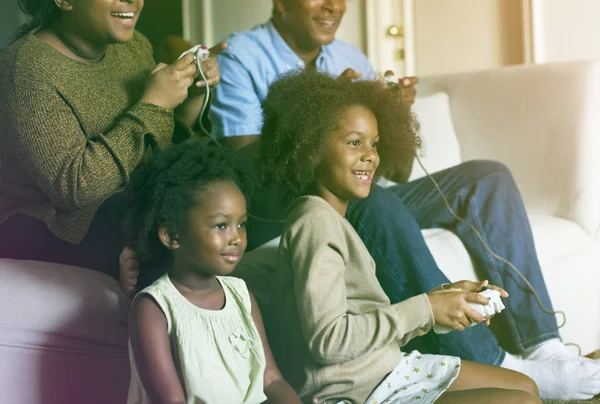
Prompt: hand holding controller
<box><xmin>433</xmin><ymin>289</ymin><xmax>505</xmax><ymax>334</ymax></box>
<box><xmin>384</xmin><ymin>75</ymin><xmax>402</xmax><ymax>87</ymax></box>
<box><xmin>178</xmin><ymin>45</ymin><xmax>210</xmax><ymax>63</ymax></box>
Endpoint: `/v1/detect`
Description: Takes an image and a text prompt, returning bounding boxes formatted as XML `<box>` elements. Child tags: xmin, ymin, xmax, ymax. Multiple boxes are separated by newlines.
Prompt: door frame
<box><xmin>182</xmin><ymin>0</ymin><xmax>214</xmax><ymax>45</ymax></box>
<box><xmin>521</xmin><ymin>0</ymin><xmax>544</xmax><ymax>64</ymax></box>
<box><xmin>364</xmin><ymin>0</ymin><xmax>416</xmax><ymax>76</ymax></box>
<box><xmin>364</xmin><ymin>0</ymin><xmax>540</xmax><ymax>76</ymax></box>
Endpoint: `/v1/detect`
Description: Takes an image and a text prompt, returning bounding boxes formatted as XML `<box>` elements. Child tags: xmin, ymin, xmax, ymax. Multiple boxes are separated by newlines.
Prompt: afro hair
<box><xmin>123</xmin><ymin>140</ymin><xmax>254</xmax><ymax>262</ymax></box>
<box><xmin>258</xmin><ymin>70</ymin><xmax>420</xmax><ymax>204</ymax></box>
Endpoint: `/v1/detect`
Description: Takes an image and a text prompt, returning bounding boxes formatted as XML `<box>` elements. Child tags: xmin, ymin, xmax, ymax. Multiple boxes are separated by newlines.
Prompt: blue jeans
<box><xmin>345</xmin><ymin>160</ymin><xmax>560</xmax><ymax>365</ymax></box>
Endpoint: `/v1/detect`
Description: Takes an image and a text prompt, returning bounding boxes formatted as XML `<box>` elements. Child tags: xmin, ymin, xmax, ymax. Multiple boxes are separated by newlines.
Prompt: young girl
<box><xmin>258</xmin><ymin>71</ymin><xmax>541</xmax><ymax>404</ymax></box>
<box><xmin>123</xmin><ymin>141</ymin><xmax>301</xmax><ymax>404</ymax></box>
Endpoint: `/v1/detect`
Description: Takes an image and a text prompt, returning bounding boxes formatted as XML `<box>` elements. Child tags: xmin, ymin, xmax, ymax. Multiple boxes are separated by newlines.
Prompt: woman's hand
<box><xmin>188</xmin><ymin>42</ymin><xmax>227</xmax><ymax>96</ymax></box>
<box><xmin>174</xmin><ymin>43</ymin><xmax>228</xmax><ymax>131</ymax></box>
<box><xmin>140</xmin><ymin>53</ymin><xmax>198</xmax><ymax>110</ymax></box>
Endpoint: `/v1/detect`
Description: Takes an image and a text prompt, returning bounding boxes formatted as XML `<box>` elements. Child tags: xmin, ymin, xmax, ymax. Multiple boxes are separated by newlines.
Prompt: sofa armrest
<box><xmin>418</xmin><ymin>61</ymin><xmax>600</xmax><ymax>239</ymax></box>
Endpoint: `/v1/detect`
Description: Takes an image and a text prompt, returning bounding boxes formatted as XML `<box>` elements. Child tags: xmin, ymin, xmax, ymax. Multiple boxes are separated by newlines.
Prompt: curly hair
<box><xmin>123</xmin><ymin>140</ymin><xmax>255</xmax><ymax>262</ymax></box>
<box><xmin>258</xmin><ymin>70</ymin><xmax>421</xmax><ymax>204</ymax></box>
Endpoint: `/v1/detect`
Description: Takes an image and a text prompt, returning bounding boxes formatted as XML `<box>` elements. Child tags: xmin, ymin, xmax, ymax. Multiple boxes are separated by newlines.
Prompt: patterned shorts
<box><xmin>337</xmin><ymin>350</ymin><xmax>461</xmax><ymax>404</ymax></box>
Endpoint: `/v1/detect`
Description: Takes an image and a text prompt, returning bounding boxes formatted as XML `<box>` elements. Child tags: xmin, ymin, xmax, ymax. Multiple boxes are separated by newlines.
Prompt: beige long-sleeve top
<box><xmin>0</xmin><ymin>31</ymin><xmax>175</xmax><ymax>243</ymax></box>
<box><xmin>271</xmin><ymin>196</ymin><xmax>435</xmax><ymax>404</ymax></box>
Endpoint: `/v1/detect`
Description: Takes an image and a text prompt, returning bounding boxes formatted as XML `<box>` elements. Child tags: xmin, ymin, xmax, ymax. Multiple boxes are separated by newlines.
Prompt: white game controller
<box><xmin>178</xmin><ymin>44</ymin><xmax>210</xmax><ymax>63</ymax></box>
<box><xmin>433</xmin><ymin>288</ymin><xmax>505</xmax><ymax>334</ymax></box>
<box><xmin>384</xmin><ymin>75</ymin><xmax>402</xmax><ymax>87</ymax></box>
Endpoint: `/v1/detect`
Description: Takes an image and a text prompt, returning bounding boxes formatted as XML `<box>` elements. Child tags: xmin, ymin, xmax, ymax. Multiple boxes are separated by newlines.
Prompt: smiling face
<box><xmin>274</xmin><ymin>0</ymin><xmax>346</xmax><ymax>50</ymax></box>
<box><xmin>62</xmin><ymin>0</ymin><xmax>144</xmax><ymax>45</ymax></box>
<box><xmin>165</xmin><ymin>181</ymin><xmax>248</xmax><ymax>278</ymax></box>
<box><xmin>313</xmin><ymin>105</ymin><xmax>380</xmax><ymax>214</ymax></box>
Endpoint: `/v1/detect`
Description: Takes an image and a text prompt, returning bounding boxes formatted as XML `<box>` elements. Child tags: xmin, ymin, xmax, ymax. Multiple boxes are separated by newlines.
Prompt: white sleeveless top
<box><xmin>127</xmin><ymin>275</ymin><xmax>267</xmax><ymax>404</ymax></box>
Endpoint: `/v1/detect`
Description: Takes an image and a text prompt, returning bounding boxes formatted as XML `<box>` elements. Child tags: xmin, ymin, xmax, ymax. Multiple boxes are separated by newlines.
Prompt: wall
<box><xmin>210</xmin><ymin>0</ymin><xmax>272</xmax><ymax>43</ymax></box>
<box><xmin>1</xmin><ymin>2</ymin><xmax>28</xmax><ymax>50</ymax></box>
<box><xmin>533</xmin><ymin>0</ymin><xmax>600</xmax><ymax>63</ymax></box>
<box><xmin>413</xmin><ymin>0</ymin><xmax>524</xmax><ymax>76</ymax></box>
<box><xmin>135</xmin><ymin>1</ymin><xmax>183</xmax><ymax>58</ymax></box>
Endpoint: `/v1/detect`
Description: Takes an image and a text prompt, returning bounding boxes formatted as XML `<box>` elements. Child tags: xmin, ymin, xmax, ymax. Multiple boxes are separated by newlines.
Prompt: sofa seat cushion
<box><xmin>0</xmin><ymin>259</ymin><xmax>131</xmax><ymax>404</ymax></box>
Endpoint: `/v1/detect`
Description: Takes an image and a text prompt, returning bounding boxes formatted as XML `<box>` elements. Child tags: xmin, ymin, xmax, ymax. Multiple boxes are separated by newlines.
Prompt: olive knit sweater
<box><xmin>0</xmin><ymin>31</ymin><xmax>175</xmax><ymax>244</ymax></box>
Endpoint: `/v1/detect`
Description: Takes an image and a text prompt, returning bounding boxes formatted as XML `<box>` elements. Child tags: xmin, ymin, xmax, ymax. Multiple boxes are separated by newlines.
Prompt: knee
<box><xmin>462</xmin><ymin>160</ymin><xmax>511</xmax><ymax>179</ymax></box>
<box><xmin>461</xmin><ymin>159</ymin><xmax>520</xmax><ymax>194</ymax></box>
<box><xmin>518</xmin><ymin>374</ymin><xmax>540</xmax><ymax>397</ymax></box>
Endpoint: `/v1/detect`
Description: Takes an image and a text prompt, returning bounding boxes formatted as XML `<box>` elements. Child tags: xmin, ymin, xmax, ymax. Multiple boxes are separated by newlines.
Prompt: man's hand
<box><xmin>338</xmin><ymin>68</ymin><xmax>363</xmax><ymax>81</ymax></box>
<box><xmin>384</xmin><ymin>70</ymin><xmax>419</xmax><ymax>107</ymax></box>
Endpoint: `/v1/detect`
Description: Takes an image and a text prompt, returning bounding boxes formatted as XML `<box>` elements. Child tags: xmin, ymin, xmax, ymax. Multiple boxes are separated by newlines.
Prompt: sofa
<box><xmin>1</xmin><ymin>60</ymin><xmax>599</xmax><ymax>403</ymax></box>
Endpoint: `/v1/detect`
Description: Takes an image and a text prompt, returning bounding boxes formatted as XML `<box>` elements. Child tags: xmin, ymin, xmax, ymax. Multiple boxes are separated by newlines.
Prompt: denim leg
<box><xmin>346</xmin><ymin>186</ymin><xmax>505</xmax><ymax>365</ymax></box>
<box><xmin>388</xmin><ymin>160</ymin><xmax>560</xmax><ymax>353</ymax></box>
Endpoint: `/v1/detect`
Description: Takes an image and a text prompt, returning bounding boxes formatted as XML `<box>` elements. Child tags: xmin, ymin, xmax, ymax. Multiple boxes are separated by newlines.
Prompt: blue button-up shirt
<box><xmin>212</xmin><ymin>20</ymin><xmax>376</xmax><ymax>138</ymax></box>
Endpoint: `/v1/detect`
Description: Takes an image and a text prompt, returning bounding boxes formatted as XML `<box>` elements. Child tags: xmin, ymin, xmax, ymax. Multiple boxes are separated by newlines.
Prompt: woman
<box><xmin>0</xmin><ymin>0</ymin><xmax>224</xmax><ymax>279</ymax></box>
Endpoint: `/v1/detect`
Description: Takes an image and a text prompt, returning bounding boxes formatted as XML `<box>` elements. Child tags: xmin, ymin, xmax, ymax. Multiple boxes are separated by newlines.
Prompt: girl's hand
<box><xmin>430</xmin><ymin>280</ymin><xmax>508</xmax><ymax>327</ymax></box>
<box><xmin>119</xmin><ymin>246</ymin><xmax>139</xmax><ymax>298</ymax></box>
<box><xmin>427</xmin><ymin>288</ymin><xmax>492</xmax><ymax>332</ymax></box>
<box><xmin>432</xmin><ymin>279</ymin><xmax>509</xmax><ymax>298</ymax></box>
<box><xmin>189</xmin><ymin>42</ymin><xmax>227</xmax><ymax>96</ymax></box>
<box><xmin>140</xmin><ymin>53</ymin><xmax>198</xmax><ymax>110</ymax></box>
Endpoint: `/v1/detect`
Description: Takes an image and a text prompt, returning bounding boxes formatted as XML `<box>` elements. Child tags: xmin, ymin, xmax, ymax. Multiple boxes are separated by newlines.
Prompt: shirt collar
<box><xmin>266</xmin><ymin>19</ymin><xmax>328</xmax><ymax>70</ymax></box>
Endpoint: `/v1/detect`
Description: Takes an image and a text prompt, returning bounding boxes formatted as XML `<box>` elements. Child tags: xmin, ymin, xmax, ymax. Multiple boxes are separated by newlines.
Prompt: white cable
<box><xmin>193</xmin><ymin>49</ymin><xmax>213</xmax><ymax>139</ymax></box>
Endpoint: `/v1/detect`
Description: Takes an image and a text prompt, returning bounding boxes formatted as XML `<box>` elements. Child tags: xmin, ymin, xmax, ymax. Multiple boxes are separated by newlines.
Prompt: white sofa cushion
<box><xmin>409</xmin><ymin>92</ymin><xmax>462</xmax><ymax>181</ymax></box>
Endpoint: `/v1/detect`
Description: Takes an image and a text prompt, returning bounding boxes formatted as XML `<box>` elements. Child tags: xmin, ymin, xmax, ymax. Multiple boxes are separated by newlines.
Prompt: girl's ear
<box><xmin>54</xmin><ymin>0</ymin><xmax>73</xmax><ymax>11</ymax></box>
<box><xmin>158</xmin><ymin>224</ymin><xmax>180</xmax><ymax>251</ymax></box>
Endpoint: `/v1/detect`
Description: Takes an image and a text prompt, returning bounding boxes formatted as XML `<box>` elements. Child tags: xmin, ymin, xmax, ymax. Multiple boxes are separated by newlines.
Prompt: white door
<box><xmin>365</xmin><ymin>0</ymin><xmax>526</xmax><ymax>77</ymax></box>
<box><xmin>364</xmin><ymin>0</ymin><xmax>409</xmax><ymax>78</ymax></box>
